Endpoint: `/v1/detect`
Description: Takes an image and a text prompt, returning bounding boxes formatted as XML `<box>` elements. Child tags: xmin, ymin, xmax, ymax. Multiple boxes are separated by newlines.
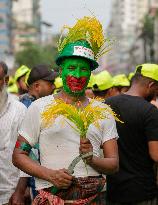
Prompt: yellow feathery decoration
<box><xmin>58</xmin><ymin>16</ymin><xmax>113</xmax><ymax>60</ymax></box>
<box><xmin>41</xmin><ymin>98</ymin><xmax>122</xmax><ymax>138</ymax></box>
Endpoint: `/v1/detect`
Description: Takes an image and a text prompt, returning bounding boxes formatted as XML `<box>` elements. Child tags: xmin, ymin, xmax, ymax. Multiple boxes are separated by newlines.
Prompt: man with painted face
<box><xmin>13</xmin><ymin>17</ymin><xmax>119</xmax><ymax>205</ymax></box>
<box><xmin>61</xmin><ymin>57</ymin><xmax>90</xmax><ymax>96</ymax></box>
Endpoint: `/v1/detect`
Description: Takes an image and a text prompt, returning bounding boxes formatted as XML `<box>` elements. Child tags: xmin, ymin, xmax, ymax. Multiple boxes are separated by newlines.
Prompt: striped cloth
<box><xmin>33</xmin><ymin>176</ymin><xmax>106</xmax><ymax>205</ymax></box>
<box><xmin>32</xmin><ymin>189</ymin><xmax>98</xmax><ymax>205</ymax></box>
<box><xmin>32</xmin><ymin>190</ymin><xmax>64</xmax><ymax>205</ymax></box>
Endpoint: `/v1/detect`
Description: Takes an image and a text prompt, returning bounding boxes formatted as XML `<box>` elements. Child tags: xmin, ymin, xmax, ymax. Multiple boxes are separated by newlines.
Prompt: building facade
<box><xmin>151</xmin><ymin>0</ymin><xmax>158</xmax><ymax>63</ymax></box>
<box><xmin>104</xmin><ymin>0</ymin><xmax>150</xmax><ymax>74</ymax></box>
<box><xmin>154</xmin><ymin>15</ymin><xmax>158</xmax><ymax>62</ymax></box>
<box><xmin>0</xmin><ymin>0</ymin><xmax>12</xmax><ymax>60</ymax></box>
<box><xmin>12</xmin><ymin>0</ymin><xmax>41</xmax><ymax>53</ymax></box>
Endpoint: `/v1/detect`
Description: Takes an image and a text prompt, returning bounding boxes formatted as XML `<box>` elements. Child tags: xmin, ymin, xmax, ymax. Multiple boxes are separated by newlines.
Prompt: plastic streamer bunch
<box><xmin>58</xmin><ymin>16</ymin><xmax>113</xmax><ymax>60</ymax></box>
<box><xmin>41</xmin><ymin>98</ymin><xmax>122</xmax><ymax>137</ymax></box>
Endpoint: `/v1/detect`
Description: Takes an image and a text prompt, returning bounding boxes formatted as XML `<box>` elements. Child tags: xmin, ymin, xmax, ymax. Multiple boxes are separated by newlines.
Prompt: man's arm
<box><xmin>13</xmin><ymin>135</ymin><xmax>73</xmax><ymax>189</ymax></box>
<box><xmin>80</xmin><ymin>138</ymin><xmax>119</xmax><ymax>174</ymax></box>
<box><xmin>148</xmin><ymin>141</ymin><xmax>158</xmax><ymax>163</ymax></box>
<box><xmin>144</xmin><ymin>106</ymin><xmax>158</xmax><ymax>163</ymax></box>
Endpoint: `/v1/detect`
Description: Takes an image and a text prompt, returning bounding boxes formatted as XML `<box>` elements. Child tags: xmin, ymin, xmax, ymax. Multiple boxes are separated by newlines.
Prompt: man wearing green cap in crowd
<box><xmin>15</xmin><ymin>65</ymin><xmax>30</xmax><ymax>95</ymax></box>
<box><xmin>92</xmin><ymin>71</ymin><xmax>130</xmax><ymax>99</ymax></box>
<box><xmin>112</xmin><ymin>74</ymin><xmax>130</xmax><ymax>93</ymax></box>
<box><xmin>12</xmin><ymin>16</ymin><xmax>119</xmax><ymax>204</ymax></box>
<box><xmin>92</xmin><ymin>70</ymin><xmax>115</xmax><ymax>99</ymax></box>
<box><xmin>105</xmin><ymin>64</ymin><xmax>158</xmax><ymax>205</ymax></box>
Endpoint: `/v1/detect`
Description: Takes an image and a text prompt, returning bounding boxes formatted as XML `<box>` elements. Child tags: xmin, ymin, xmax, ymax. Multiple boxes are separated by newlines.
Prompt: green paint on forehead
<box><xmin>61</xmin><ymin>57</ymin><xmax>91</xmax><ymax>96</ymax></box>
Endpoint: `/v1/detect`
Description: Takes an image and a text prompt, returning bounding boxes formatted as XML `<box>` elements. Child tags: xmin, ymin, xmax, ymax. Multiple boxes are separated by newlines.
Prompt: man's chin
<box><xmin>70</xmin><ymin>90</ymin><xmax>84</xmax><ymax>96</ymax></box>
<box><xmin>71</xmin><ymin>88</ymin><xmax>83</xmax><ymax>92</ymax></box>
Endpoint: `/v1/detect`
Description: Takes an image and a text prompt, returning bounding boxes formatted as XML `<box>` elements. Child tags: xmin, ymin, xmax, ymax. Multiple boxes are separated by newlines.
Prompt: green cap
<box><xmin>92</xmin><ymin>70</ymin><xmax>113</xmax><ymax>91</ymax></box>
<box><xmin>56</xmin><ymin>40</ymin><xmax>99</xmax><ymax>71</ymax></box>
<box><xmin>8</xmin><ymin>76</ymin><xmax>15</xmax><ymax>86</ymax></box>
<box><xmin>136</xmin><ymin>64</ymin><xmax>158</xmax><ymax>81</ymax></box>
<box><xmin>87</xmin><ymin>73</ymin><xmax>95</xmax><ymax>88</ymax></box>
<box><xmin>113</xmin><ymin>74</ymin><xmax>130</xmax><ymax>87</ymax></box>
<box><xmin>128</xmin><ymin>72</ymin><xmax>135</xmax><ymax>81</ymax></box>
<box><xmin>15</xmin><ymin>65</ymin><xmax>30</xmax><ymax>82</ymax></box>
<box><xmin>7</xmin><ymin>83</ymin><xmax>18</xmax><ymax>94</ymax></box>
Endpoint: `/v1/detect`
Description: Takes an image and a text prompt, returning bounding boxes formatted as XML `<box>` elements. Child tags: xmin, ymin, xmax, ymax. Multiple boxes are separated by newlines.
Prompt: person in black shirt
<box><xmin>105</xmin><ymin>64</ymin><xmax>158</xmax><ymax>205</ymax></box>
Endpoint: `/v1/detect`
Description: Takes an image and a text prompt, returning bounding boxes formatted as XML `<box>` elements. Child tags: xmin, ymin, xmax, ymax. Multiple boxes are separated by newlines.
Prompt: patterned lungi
<box><xmin>33</xmin><ymin>175</ymin><xmax>106</xmax><ymax>205</ymax></box>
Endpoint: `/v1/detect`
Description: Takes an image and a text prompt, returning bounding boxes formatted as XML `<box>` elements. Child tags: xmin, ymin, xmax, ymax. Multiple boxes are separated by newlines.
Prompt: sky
<box><xmin>41</xmin><ymin>0</ymin><xmax>112</xmax><ymax>34</ymax></box>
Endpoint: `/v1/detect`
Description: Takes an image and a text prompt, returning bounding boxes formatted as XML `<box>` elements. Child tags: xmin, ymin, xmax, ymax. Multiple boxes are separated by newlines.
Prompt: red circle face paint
<box><xmin>66</xmin><ymin>76</ymin><xmax>87</xmax><ymax>92</ymax></box>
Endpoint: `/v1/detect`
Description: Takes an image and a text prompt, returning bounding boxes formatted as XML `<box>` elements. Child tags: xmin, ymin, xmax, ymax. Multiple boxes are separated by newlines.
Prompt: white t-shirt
<box><xmin>0</xmin><ymin>94</ymin><xmax>26</xmax><ymax>204</ymax></box>
<box><xmin>19</xmin><ymin>95</ymin><xmax>118</xmax><ymax>190</ymax></box>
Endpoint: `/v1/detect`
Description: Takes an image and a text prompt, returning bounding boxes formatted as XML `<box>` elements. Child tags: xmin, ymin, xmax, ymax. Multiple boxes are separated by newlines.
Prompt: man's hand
<box><xmin>9</xmin><ymin>189</ymin><xmax>31</xmax><ymax>205</ymax></box>
<box><xmin>24</xmin><ymin>187</ymin><xmax>32</xmax><ymax>205</ymax></box>
<box><xmin>9</xmin><ymin>177</ymin><xmax>31</xmax><ymax>205</ymax></box>
<box><xmin>47</xmin><ymin>168</ymin><xmax>73</xmax><ymax>189</ymax></box>
<box><xmin>79</xmin><ymin>138</ymin><xmax>93</xmax><ymax>163</ymax></box>
<box><xmin>9</xmin><ymin>188</ymin><xmax>31</xmax><ymax>205</ymax></box>
<box><xmin>9</xmin><ymin>191</ymin><xmax>25</xmax><ymax>205</ymax></box>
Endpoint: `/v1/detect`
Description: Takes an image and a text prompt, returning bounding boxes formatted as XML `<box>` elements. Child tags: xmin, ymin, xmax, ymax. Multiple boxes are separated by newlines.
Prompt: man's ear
<box><xmin>5</xmin><ymin>76</ymin><xmax>9</xmax><ymax>85</ymax></box>
<box><xmin>149</xmin><ymin>81</ymin><xmax>155</xmax><ymax>88</ymax></box>
<box><xmin>33</xmin><ymin>81</ymin><xmax>40</xmax><ymax>89</ymax></box>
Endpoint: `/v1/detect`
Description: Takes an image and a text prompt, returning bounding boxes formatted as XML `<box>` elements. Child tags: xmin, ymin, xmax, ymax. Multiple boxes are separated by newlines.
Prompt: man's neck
<box><xmin>125</xmin><ymin>85</ymin><xmax>144</xmax><ymax>98</ymax></box>
<box><xmin>56</xmin><ymin>90</ymin><xmax>88</xmax><ymax>107</ymax></box>
<box><xmin>28</xmin><ymin>90</ymin><xmax>38</xmax><ymax>99</ymax></box>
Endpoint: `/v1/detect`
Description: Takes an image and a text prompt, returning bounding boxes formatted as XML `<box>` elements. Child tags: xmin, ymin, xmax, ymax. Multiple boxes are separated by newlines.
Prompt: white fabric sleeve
<box><xmin>20</xmin><ymin>170</ymin><xmax>30</xmax><ymax>177</ymax></box>
<box><xmin>102</xmin><ymin>112</ymin><xmax>119</xmax><ymax>144</ymax></box>
<box><xmin>18</xmin><ymin>102</ymin><xmax>41</xmax><ymax>147</ymax></box>
<box><xmin>17</xmin><ymin>105</ymin><xmax>27</xmax><ymax>130</ymax></box>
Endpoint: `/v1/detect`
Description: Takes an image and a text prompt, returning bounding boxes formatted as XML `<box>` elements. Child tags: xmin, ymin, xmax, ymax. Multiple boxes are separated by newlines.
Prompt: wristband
<box><xmin>15</xmin><ymin>141</ymin><xmax>32</xmax><ymax>154</ymax></box>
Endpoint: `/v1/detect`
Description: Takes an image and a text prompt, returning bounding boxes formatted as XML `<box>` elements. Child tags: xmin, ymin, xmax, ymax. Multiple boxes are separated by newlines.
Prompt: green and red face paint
<box><xmin>61</xmin><ymin>57</ymin><xmax>91</xmax><ymax>97</ymax></box>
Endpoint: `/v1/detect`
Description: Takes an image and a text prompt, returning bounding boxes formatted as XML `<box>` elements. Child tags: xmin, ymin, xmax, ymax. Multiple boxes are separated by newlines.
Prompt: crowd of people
<box><xmin>0</xmin><ymin>16</ymin><xmax>158</xmax><ymax>205</ymax></box>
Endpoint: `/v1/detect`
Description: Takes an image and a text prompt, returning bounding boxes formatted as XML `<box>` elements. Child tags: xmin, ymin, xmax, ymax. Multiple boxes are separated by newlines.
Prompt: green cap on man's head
<box><xmin>113</xmin><ymin>74</ymin><xmax>130</xmax><ymax>87</ymax></box>
<box><xmin>15</xmin><ymin>65</ymin><xmax>30</xmax><ymax>82</ymax></box>
<box><xmin>87</xmin><ymin>73</ymin><xmax>95</xmax><ymax>88</ymax></box>
<box><xmin>92</xmin><ymin>70</ymin><xmax>113</xmax><ymax>91</ymax></box>
<box><xmin>128</xmin><ymin>72</ymin><xmax>135</xmax><ymax>81</ymax></box>
<box><xmin>56</xmin><ymin>40</ymin><xmax>99</xmax><ymax>71</ymax></box>
<box><xmin>136</xmin><ymin>64</ymin><xmax>158</xmax><ymax>81</ymax></box>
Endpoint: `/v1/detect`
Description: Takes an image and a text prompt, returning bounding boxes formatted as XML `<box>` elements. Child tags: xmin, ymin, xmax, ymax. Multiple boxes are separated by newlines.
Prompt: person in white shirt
<box><xmin>0</xmin><ymin>61</ymin><xmax>26</xmax><ymax>205</ymax></box>
<box><xmin>13</xmin><ymin>57</ymin><xmax>119</xmax><ymax>205</ymax></box>
<box><xmin>12</xmin><ymin>17</ymin><xmax>119</xmax><ymax>205</ymax></box>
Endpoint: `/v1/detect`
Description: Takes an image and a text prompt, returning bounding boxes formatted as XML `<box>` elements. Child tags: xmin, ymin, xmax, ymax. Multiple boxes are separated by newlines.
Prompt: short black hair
<box><xmin>131</xmin><ymin>71</ymin><xmax>157</xmax><ymax>85</ymax></box>
<box><xmin>93</xmin><ymin>89</ymin><xmax>109</xmax><ymax>97</ymax></box>
<box><xmin>0</xmin><ymin>61</ymin><xmax>8</xmax><ymax>76</ymax></box>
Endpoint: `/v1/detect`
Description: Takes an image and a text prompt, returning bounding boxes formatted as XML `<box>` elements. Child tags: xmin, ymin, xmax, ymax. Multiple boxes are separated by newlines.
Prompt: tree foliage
<box><xmin>141</xmin><ymin>13</ymin><xmax>155</xmax><ymax>61</ymax></box>
<box><xmin>15</xmin><ymin>41</ymin><xmax>58</xmax><ymax>68</ymax></box>
<box><xmin>142</xmin><ymin>14</ymin><xmax>154</xmax><ymax>42</ymax></box>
